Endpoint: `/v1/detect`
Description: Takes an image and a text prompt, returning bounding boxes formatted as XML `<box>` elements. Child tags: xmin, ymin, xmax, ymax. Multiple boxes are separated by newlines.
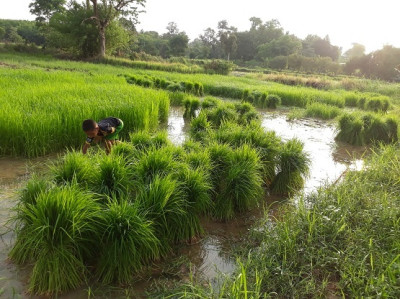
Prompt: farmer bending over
<box><xmin>82</xmin><ymin>117</ymin><xmax>124</xmax><ymax>154</ymax></box>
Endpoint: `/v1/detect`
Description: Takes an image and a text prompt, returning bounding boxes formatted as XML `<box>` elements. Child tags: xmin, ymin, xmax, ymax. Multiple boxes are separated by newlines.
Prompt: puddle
<box><xmin>0</xmin><ymin>107</ymin><xmax>367</xmax><ymax>297</ymax></box>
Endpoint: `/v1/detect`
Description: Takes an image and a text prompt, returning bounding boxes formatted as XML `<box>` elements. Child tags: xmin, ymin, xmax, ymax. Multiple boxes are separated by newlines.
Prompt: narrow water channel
<box><xmin>0</xmin><ymin>107</ymin><xmax>366</xmax><ymax>298</ymax></box>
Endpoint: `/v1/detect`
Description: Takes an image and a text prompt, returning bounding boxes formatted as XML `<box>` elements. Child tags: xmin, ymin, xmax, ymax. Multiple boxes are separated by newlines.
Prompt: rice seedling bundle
<box><xmin>96</xmin><ymin>200</ymin><xmax>160</xmax><ymax>284</ymax></box>
<box><xmin>129</xmin><ymin>130</ymin><xmax>171</xmax><ymax>152</ymax></box>
<box><xmin>271</xmin><ymin>139</ymin><xmax>310</xmax><ymax>195</ymax></box>
<box><xmin>336</xmin><ymin>113</ymin><xmax>399</xmax><ymax>145</ymax></box>
<box><xmin>305</xmin><ymin>102</ymin><xmax>341</xmax><ymax>120</ymax></box>
<box><xmin>10</xmin><ymin>186</ymin><xmax>101</xmax><ymax>294</ymax></box>
<box><xmin>183</xmin><ymin>96</ymin><xmax>200</xmax><ymax>119</ymax></box>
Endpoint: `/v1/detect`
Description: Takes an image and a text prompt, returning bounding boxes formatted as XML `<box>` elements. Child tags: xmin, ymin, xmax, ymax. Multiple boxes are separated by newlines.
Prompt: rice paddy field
<box><xmin>0</xmin><ymin>50</ymin><xmax>399</xmax><ymax>298</ymax></box>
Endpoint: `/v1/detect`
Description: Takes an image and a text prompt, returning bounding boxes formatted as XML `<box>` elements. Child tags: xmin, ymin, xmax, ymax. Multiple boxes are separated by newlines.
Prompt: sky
<box><xmin>1</xmin><ymin>0</ymin><xmax>399</xmax><ymax>53</ymax></box>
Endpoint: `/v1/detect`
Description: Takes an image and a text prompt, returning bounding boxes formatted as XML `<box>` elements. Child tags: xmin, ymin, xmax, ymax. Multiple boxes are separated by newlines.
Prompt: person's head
<box><xmin>82</xmin><ymin>119</ymin><xmax>99</xmax><ymax>138</ymax></box>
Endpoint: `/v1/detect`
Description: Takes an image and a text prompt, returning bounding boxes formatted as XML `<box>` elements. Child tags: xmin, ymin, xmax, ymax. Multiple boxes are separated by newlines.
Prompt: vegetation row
<box><xmin>166</xmin><ymin>144</ymin><xmax>400</xmax><ymax>298</ymax></box>
<box><xmin>9</xmin><ymin>99</ymin><xmax>310</xmax><ymax>295</ymax></box>
<box><xmin>123</xmin><ymin>72</ymin><xmax>391</xmax><ymax>112</ymax></box>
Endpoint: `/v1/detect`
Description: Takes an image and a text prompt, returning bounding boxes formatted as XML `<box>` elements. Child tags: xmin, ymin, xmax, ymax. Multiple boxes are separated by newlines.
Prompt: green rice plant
<box><xmin>266</xmin><ymin>94</ymin><xmax>281</xmax><ymax>109</ymax></box>
<box><xmin>51</xmin><ymin>150</ymin><xmax>93</xmax><ymax>186</ymax></box>
<box><xmin>91</xmin><ymin>154</ymin><xmax>131</xmax><ymax>198</ymax></box>
<box><xmin>193</xmin><ymin>82</ymin><xmax>204</xmax><ymax>96</ymax></box>
<box><xmin>137</xmin><ymin>175</ymin><xmax>188</xmax><ymax>245</ymax></box>
<box><xmin>363</xmin><ymin>114</ymin><xmax>399</xmax><ymax>144</ymax></box>
<box><xmin>19</xmin><ymin>176</ymin><xmax>52</xmax><ymax>206</ymax></box>
<box><xmin>169</xmin><ymin>91</ymin><xmax>187</xmax><ymax>106</ymax></box>
<box><xmin>271</xmin><ymin>139</ymin><xmax>310</xmax><ymax>195</ymax></box>
<box><xmin>182</xmin><ymin>139</ymin><xmax>203</xmax><ymax>153</ymax></box>
<box><xmin>177</xmin><ymin>166</ymin><xmax>212</xmax><ymax>215</ymax></box>
<box><xmin>225</xmin><ymin>145</ymin><xmax>263</xmax><ymax>212</ymax></box>
<box><xmin>96</xmin><ymin>200</ymin><xmax>160</xmax><ymax>284</ymax></box>
<box><xmin>335</xmin><ymin>113</ymin><xmax>364</xmax><ymax>145</ymax></box>
<box><xmin>214</xmin><ymin>121</ymin><xmax>281</xmax><ymax>184</ymax></box>
<box><xmin>357</xmin><ymin>97</ymin><xmax>367</xmax><ymax>109</ymax></box>
<box><xmin>205</xmin><ymin>104</ymin><xmax>238</xmax><ymax>127</ymax></box>
<box><xmin>167</xmin><ymin>82</ymin><xmax>183</xmax><ymax>92</ymax></box>
<box><xmin>183</xmin><ymin>96</ymin><xmax>200</xmax><ymax>119</ymax></box>
<box><xmin>133</xmin><ymin>146</ymin><xmax>179</xmax><ymax>185</ymax></box>
<box><xmin>305</xmin><ymin>102</ymin><xmax>341</xmax><ymax>120</ymax></box>
<box><xmin>111</xmin><ymin>142</ymin><xmax>137</xmax><ymax>161</ymax></box>
<box><xmin>9</xmin><ymin>186</ymin><xmax>100</xmax><ymax>294</ymax></box>
<box><xmin>344</xmin><ymin>93</ymin><xmax>359</xmax><ymax>107</ymax></box>
<box><xmin>189</xmin><ymin>112</ymin><xmax>213</xmax><ymax>142</ymax></box>
<box><xmin>184</xmin><ymin>150</ymin><xmax>212</xmax><ymax>173</ymax></box>
<box><xmin>209</xmin><ymin>144</ymin><xmax>263</xmax><ymax>220</ymax></box>
<box><xmin>201</xmin><ymin>96</ymin><xmax>219</xmax><ymax>109</ymax></box>
<box><xmin>365</xmin><ymin>96</ymin><xmax>391</xmax><ymax>112</ymax></box>
<box><xmin>129</xmin><ymin>130</ymin><xmax>170</xmax><ymax>153</ymax></box>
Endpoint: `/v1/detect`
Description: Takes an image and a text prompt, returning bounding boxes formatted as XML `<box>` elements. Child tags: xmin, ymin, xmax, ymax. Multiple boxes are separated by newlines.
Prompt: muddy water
<box><xmin>0</xmin><ymin>108</ymin><xmax>367</xmax><ymax>298</ymax></box>
<box><xmin>261</xmin><ymin>112</ymin><xmax>365</xmax><ymax>193</ymax></box>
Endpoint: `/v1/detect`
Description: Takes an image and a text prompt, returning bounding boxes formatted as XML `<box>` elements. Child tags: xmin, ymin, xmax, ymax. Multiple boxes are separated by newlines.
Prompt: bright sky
<box><xmin>1</xmin><ymin>0</ymin><xmax>399</xmax><ymax>53</ymax></box>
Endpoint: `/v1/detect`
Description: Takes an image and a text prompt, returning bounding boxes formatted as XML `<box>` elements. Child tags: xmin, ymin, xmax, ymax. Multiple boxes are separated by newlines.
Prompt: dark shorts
<box><xmin>105</xmin><ymin>119</ymin><xmax>124</xmax><ymax>140</ymax></box>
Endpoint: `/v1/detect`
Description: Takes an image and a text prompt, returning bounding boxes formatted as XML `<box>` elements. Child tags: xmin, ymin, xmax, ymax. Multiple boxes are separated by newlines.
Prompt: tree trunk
<box><xmin>99</xmin><ymin>26</ymin><xmax>106</xmax><ymax>58</ymax></box>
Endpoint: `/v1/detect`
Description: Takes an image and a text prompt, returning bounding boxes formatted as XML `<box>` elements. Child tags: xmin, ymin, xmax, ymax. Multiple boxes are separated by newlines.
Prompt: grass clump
<box><xmin>183</xmin><ymin>96</ymin><xmax>200</xmax><ymax>119</ymax></box>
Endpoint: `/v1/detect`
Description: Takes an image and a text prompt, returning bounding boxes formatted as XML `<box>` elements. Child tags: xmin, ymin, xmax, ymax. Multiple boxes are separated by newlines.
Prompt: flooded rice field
<box><xmin>0</xmin><ymin>107</ymin><xmax>367</xmax><ymax>298</ymax></box>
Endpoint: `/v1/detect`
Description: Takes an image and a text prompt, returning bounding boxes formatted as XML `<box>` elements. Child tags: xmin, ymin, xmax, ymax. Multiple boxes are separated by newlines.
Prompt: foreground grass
<box><xmin>166</xmin><ymin>144</ymin><xmax>400</xmax><ymax>298</ymax></box>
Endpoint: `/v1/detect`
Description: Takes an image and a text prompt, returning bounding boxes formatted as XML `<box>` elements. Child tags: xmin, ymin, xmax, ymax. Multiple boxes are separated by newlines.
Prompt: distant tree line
<box><xmin>1</xmin><ymin>0</ymin><xmax>399</xmax><ymax>81</ymax></box>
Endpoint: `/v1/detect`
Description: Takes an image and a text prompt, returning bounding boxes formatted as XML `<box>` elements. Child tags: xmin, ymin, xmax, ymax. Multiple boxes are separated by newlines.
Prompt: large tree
<box><xmin>85</xmin><ymin>0</ymin><xmax>145</xmax><ymax>57</ymax></box>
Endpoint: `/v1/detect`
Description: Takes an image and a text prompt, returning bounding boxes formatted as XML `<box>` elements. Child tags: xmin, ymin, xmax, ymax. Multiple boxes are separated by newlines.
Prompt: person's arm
<box><xmin>104</xmin><ymin>139</ymin><xmax>112</xmax><ymax>154</ymax></box>
<box><xmin>82</xmin><ymin>142</ymin><xmax>90</xmax><ymax>154</ymax></box>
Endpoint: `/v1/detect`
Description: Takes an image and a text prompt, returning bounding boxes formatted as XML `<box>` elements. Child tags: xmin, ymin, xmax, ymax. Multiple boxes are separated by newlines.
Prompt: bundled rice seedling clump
<box><xmin>336</xmin><ymin>113</ymin><xmax>398</xmax><ymax>145</ymax></box>
<box><xmin>335</xmin><ymin>113</ymin><xmax>365</xmax><ymax>145</ymax></box>
<box><xmin>305</xmin><ymin>102</ymin><xmax>341</xmax><ymax>120</ymax></box>
<box><xmin>129</xmin><ymin>130</ymin><xmax>170</xmax><ymax>153</ymax></box>
<box><xmin>52</xmin><ymin>150</ymin><xmax>93</xmax><ymax>186</ymax></box>
<box><xmin>91</xmin><ymin>154</ymin><xmax>132</xmax><ymax>198</ymax></box>
<box><xmin>271</xmin><ymin>139</ymin><xmax>310</xmax><ymax>195</ymax></box>
<box><xmin>96</xmin><ymin>200</ymin><xmax>160</xmax><ymax>284</ymax></box>
<box><xmin>183</xmin><ymin>96</ymin><xmax>200</xmax><ymax>119</ymax></box>
<box><xmin>206</xmin><ymin>143</ymin><xmax>264</xmax><ymax>220</ymax></box>
<box><xmin>10</xmin><ymin>185</ymin><xmax>101</xmax><ymax>295</ymax></box>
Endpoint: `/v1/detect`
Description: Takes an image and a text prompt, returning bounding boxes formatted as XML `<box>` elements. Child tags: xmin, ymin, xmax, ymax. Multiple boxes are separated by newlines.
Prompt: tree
<box><xmin>343</xmin><ymin>43</ymin><xmax>365</xmax><ymax>61</ymax></box>
<box><xmin>29</xmin><ymin>0</ymin><xmax>66</xmax><ymax>23</ymax></box>
<box><xmin>218</xmin><ymin>20</ymin><xmax>237</xmax><ymax>60</ymax></box>
<box><xmin>84</xmin><ymin>0</ymin><xmax>145</xmax><ymax>57</ymax></box>
<box><xmin>0</xmin><ymin>27</ymin><xmax>5</xmax><ymax>41</ymax></box>
<box><xmin>168</xmin><ymin>32</ymin><xmax>189</xmax><ymax>57</ymax></box>
<box><xmin>256</xmin><ymin>34</ymin><xmax>301</xmax><ymax>60</ymax></box>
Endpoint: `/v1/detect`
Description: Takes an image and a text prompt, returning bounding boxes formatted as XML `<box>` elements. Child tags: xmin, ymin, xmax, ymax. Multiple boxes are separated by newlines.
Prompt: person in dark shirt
<box><xmin>82</xmin><ymin>117</ymin><xmax>124</xmax><ymax>154</ymax></box>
